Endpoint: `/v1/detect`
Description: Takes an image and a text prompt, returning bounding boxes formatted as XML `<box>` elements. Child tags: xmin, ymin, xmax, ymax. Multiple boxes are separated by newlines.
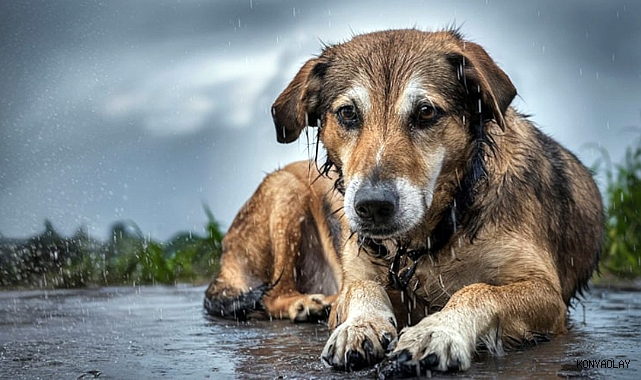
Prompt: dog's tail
<box><xmin>203</xmin><ymin>283</ymin><xmax>270</xmax><ymax>321</ymax></box>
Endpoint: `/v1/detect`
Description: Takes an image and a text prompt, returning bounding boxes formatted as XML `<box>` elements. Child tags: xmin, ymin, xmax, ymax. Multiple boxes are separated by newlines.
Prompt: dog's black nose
<box><xmin>354</xmin><ymin>186</ymin><xmax>398</xmax><ymax>224</ymax></box>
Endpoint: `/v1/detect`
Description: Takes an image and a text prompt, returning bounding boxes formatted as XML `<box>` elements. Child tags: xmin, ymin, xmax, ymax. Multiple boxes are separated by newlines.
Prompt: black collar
<box><xmin>359</xmin><ymin>199</ymin><xmax>463</xmax><ymax>290</ymax></box>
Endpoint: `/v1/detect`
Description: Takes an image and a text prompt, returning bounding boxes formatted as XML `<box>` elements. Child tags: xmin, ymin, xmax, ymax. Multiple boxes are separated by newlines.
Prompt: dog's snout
<box><xmin>354</xmin><ymin>186</ymin><xmax>398</xmax><ymax>224</ymax></box>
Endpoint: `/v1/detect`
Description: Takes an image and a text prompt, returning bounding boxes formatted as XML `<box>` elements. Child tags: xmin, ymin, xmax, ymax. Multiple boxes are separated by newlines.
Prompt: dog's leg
<box><xmin>378</xmin><ymin>279</ymin><xmax>566</xmax><ymax>377</ymax></box>
<box><xmin>261</xmin><ymin>189</ymin><xmax>337</xmax><ymax>322</ymax></box>
<box><xmin>321</xmin><ymin>279</ymin><xmax>397</xmax><ymax>370</ymax></box>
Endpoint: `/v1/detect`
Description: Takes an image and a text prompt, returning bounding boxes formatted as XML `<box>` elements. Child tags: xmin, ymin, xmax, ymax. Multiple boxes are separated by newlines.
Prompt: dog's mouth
<box><xmin>352</xmin><ymin>214</ymin><xmax>419</xmax><ymax>240</ymax></box>
<box><xmin>356</xmin><ymin>225</ymin><xmax>401</xmax><ymax>240</ymax></box>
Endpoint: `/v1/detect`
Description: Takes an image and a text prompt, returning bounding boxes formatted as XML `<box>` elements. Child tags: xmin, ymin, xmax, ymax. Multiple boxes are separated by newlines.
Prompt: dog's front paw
<box><xmin>288</xmin><ymin>294</ymin><xmax>331</xmax><ymax>322</ymax></box>
<box><xmin>377</xmin><ymin>311</ymin><xmax>475</xmax><ymax>378</ymax></box>
<box><xmin>321</xmin><ymin>315</ymin><xmax>397</xmax><ymax>371</ymax></box>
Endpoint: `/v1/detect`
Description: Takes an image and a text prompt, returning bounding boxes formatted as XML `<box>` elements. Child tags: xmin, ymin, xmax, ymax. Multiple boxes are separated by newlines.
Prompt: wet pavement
<box><xmin>0</xmin><ymin>284</ymin><xmax>639</xmax><ymax>379</ymax></box>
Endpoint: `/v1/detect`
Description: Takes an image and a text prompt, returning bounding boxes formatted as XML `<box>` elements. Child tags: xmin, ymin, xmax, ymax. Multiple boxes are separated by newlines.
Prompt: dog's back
<box><xmin>495</xmin><ymin>113</ymin><xmax>602</xmax><ymax>305</ymax></box>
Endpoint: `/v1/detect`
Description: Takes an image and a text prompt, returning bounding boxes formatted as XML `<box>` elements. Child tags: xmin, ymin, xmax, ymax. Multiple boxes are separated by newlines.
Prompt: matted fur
<box><xmin>270</xmin><ymin>29</ymin><xmax>603</xmax><ymax>376</ymax></box>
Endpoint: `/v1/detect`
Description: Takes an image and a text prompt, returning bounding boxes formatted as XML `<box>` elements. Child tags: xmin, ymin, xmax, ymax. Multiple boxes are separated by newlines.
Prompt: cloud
<box><xmin>100</xmin><ymin>48</ymin><xmax>284</xmax><ymax>136</ymax></box>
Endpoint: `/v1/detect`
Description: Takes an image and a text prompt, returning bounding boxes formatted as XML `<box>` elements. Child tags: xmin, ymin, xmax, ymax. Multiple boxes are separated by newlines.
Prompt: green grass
<box><xmin>0</xmin><ymin>206</ymin><xmax>223</xmax><ymax>288</ymax></box>
<box><xmin>595</xmin><ymin>136</ymin><xmax>641</xmax><ymax>278</ymax></box>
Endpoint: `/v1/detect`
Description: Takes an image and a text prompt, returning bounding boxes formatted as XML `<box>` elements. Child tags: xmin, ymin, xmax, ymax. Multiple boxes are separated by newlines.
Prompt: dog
<box><xmin>270</xmin><ymin>29</ymin><xmax>604</xmax><ymax>376</ymax></box>
<box><xmin>204</xmin><ymin>160</ymin><xmax>343</xmax><ymax>322</ymax></box>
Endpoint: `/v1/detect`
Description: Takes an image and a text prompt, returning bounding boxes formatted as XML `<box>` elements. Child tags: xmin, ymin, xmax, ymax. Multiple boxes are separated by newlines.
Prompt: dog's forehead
<box><xmin>321</xmin><ymin>30</ymin><xmax>462</xmax><ymax>105</ymax></box>
<box><xmin>328</xmin><ymin>29</ymin><xmax>459</xmax><ymax>53</ymax></box>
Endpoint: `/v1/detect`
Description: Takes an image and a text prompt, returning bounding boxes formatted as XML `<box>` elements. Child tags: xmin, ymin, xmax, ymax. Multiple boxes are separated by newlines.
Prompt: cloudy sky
<box><xmin>1</xmin><ymin>0</ymin><xmax>640</xmax><ymax>241</ymax></box>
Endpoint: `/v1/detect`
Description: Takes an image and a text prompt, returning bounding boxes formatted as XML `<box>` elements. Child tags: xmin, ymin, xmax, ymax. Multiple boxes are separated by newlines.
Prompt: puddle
<box><xmin>0</xmin><ymin>284</ymin><xmax>639</xmax><ymax>379</ymax></box>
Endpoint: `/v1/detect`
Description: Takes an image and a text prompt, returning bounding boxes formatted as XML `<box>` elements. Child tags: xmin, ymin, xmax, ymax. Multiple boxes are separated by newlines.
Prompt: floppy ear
<box><xmin>450</xmin><ymin>41</ymin><xmax>516</xmax><ymax>130</ymax></box>
<box><xmin>271</xmin><ymin>58</ymin><xmax>325</xmax><ymax>143</ymax></box>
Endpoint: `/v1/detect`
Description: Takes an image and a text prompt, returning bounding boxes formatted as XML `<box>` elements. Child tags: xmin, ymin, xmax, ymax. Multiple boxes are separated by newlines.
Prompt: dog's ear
<box><xmin>271</xmin><ymin>58</ymin><xmax>325</xmax><ymax>143</ymax></box>
<box><xmin>449</xmin><ymin>41</ymin><xmax>516</xmax><ymax>130</ymax></box>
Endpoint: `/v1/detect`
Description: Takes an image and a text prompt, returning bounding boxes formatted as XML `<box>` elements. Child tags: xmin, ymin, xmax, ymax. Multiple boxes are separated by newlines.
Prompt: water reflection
<box><xmin>0</xmin><ymin>285</ymin><xmax>639</xmax><ymax>379</ymax></box>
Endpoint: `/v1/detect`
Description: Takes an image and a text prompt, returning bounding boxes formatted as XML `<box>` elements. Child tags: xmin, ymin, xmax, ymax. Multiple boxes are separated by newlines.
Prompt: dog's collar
<box><xmin>359</xmin><ymin>237</ymin><xmax>429</xmax><ymax>290</ymax></box>
<box><xmin>359</xmin><ymin>200</ymin><xmax>460</xmax><ymax>290</ymax></box>
<box><xmin>388</xmin><ymin>244</ymin><xmax>427</xmax><ymax>290</ymax></box>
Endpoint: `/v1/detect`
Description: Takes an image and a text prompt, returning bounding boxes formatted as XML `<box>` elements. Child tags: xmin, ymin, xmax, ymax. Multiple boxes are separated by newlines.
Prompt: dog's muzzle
<box><xmin>345</xmin><ymin>176</ymin><xmax>426</xmax><ymax>239</ymax></box>
<box><xmin>348</xmin><ymin>181</ymin><xmax>405</xmax><ymax>238</ymax></box>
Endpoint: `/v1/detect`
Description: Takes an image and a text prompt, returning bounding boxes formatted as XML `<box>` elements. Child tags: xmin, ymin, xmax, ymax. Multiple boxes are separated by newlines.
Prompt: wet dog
<box><xmin>204</xmin><ymin>161</ymin><xmax>343</xmax><ymax>322</ymax></box>
<box><xmin>271</xmin><ymin>29</ymin><xmax>604</xmax><ymax>376</ymax></box>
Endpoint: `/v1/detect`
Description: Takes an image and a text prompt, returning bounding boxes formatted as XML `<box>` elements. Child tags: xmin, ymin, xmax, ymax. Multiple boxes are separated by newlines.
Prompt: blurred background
<box><xmin>2</xmin><ymin>0</ymin><xmax>640</xmax><ymax>239</ymax></box>
<box><xmin>1</xmin><ymin>0</ymin><xmax>640</xmax><ymax>285</ymax></box>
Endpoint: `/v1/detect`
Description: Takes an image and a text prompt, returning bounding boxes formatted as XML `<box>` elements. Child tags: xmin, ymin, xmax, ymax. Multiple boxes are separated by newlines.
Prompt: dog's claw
<box><xmin>376</xmin><ymin>349</ymin><xmax>441</xmax><ymax>379</ymax></box>
<box><xmin>362</xmin><ymin>337</ymin><xmax>375</xmax><ymax>358</ymax></box>
<box><xmin>381</xmin><ymin>331</ymin><xmax>392</xmax><ymax>349</ymax></box>
<box><xmin>345</xmin><ymin>349</ymin><xmax>368</xmax><ymax>371</ymax></box>
<box><xmin>321</xmin><ymin>344</ymin><xmax>334</xmax><ymax>367</ymax></box>
<box><xmin>421</xmin><ymin>353</ymin><xmax>439</xmax><ymax>369</ymax></box>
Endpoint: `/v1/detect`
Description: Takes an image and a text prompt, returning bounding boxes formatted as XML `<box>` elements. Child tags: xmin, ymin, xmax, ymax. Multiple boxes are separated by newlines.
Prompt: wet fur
<box><xmin>271</xmin><ymin>29</ymin><xmax>604</xmax><ymax>376</ymax></box>
<box><xmin>204</xmin><ymin>161</ymin><xmax>343</xmax><ymax>322</ymax></box>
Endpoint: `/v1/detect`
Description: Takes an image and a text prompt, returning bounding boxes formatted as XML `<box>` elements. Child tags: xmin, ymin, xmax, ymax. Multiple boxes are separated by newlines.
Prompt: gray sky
<box><xmin>1</xmin><ymin>0</ymin><xmax>640</xmax><ymax>240</ymax></box>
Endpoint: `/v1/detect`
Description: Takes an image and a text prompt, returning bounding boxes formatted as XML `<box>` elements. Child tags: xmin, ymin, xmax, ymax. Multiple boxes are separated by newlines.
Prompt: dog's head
<box><xmin>272</xmin><ymin>29</ymin><xmax>516</xmax><ymax>239</ymax></box>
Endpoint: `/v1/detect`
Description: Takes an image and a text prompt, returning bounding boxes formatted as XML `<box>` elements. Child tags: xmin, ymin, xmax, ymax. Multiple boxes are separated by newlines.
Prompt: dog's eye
<box><xmin>336</xmin><ymin>105</ymin><xmax>360</xmax><ymax>128</ymax></box>
<box><xmin>418</xmin><ymin>105</ymin><xmax>436</xmax><ymax>120</ymax></box>
<box><xmin>414</xmin><ymin>104</ymin><xmax>440</xmax><ymax>128</ymax></box>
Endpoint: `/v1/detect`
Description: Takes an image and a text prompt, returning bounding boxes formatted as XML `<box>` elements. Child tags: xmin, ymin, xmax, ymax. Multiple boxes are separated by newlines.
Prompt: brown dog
<box><xmin>204</xmin><ymin>161</ymin><xmax>343</xmax><ymax>322</ymax></box>
<box><xmin>271</xmin><ymin>29</ymin><xmax>604</xmax><ymax>376</ymax></box>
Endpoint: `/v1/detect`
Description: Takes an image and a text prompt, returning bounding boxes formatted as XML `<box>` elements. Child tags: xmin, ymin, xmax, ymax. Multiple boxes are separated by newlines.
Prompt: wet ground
<box><xmin>0</xmin><ymin>284</ymin><xmax>639</xmax><ymax>380</ymax></box>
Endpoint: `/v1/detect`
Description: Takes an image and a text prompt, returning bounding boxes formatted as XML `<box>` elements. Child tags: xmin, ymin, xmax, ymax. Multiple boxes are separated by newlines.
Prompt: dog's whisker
<box><xmin>330</xmin><ymin>206</ymin><xmax>344</xmax><ymax>217</ymax></box>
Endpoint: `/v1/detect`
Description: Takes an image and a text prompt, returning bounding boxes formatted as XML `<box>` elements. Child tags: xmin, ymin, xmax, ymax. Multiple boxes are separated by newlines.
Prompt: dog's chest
<box><xmin>362</xmin><ymin>236</ymin><xmax>475</xmax><ymax>313</ymax></box>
